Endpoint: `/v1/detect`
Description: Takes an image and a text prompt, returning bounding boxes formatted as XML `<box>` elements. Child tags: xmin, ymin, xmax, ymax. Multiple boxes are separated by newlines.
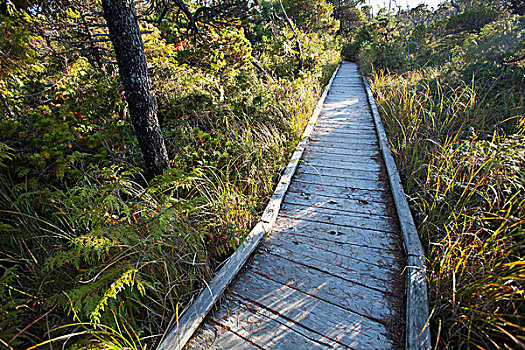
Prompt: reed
<box><xmin>371</xmin><ymin>69</ymin><xmax>524</xmax><ymax>348</ymax></box>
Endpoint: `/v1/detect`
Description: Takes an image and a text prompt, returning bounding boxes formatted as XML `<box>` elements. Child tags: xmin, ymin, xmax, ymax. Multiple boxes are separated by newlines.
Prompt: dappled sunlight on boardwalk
<box><xmin>186</xmin><ymin>62</ymin><xmax>405</xmax><ymax>350</ymax></box>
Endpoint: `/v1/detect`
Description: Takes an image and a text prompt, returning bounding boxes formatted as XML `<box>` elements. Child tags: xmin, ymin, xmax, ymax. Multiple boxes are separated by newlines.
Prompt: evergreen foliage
<box><xmin>351</xmin><ymin>1</ymin><xmax>524</xmax><ymax>347</ymax></box>
<box><xmin>0</xmin><ymin>0</ymin><xmax>341</xmax><ymax>347</ymax></box>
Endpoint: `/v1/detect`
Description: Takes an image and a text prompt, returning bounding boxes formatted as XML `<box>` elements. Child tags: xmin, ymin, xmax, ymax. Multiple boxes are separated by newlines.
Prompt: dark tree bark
<box><xmin>450</xmin><ymin>0</ymin><xmax>461</xmax><ymax>14</ymax></box>
<box><xmin>101</xmin><ymin>0</ymin><xmax>169</xmax><ymax>178</ymax></box>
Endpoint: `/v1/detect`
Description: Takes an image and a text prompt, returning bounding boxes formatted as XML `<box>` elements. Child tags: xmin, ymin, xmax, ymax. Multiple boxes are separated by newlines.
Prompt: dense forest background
<box><xmin>0</xmin><ymin>0</ymin><xmax>523</xmax><ymax>348</ymax></box>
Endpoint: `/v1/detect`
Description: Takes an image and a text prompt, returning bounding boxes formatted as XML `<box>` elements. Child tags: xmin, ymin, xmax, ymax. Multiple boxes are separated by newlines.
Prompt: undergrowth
<box><xmin>371</xmin><ymin>70</ymin><xmax>524</xmax><ymax>348</ymax></box>
<box><xmin>0</xmin><ymin>1</ymin><xmax>341</xmax><ymax>347</ymax></box>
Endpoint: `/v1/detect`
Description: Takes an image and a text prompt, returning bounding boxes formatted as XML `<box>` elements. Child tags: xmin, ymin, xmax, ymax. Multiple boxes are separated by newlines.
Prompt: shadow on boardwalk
<box><xmin>184</xmin><ymin>62</ymin><xmax>406</xmax><ymax>350</ymax></box>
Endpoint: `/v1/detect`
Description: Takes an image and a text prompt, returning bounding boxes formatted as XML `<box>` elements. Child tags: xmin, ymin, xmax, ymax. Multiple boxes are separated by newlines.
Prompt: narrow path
<box><xmin>186</xmin><ymin>62</ymin><xmax>406</xmax><ymax>349</ymax></box>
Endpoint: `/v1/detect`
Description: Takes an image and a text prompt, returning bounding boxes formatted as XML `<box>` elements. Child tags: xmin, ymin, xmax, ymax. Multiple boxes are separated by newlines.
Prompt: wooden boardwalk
<box><xmin>182</xmin><ymin>62</ymin><xmax>406</xmax><ymax>349</ymax></box>
<box><xmin>158</xmin><ymin>62</ymin><xmax>431</xmax><ymax>350</ymax></box>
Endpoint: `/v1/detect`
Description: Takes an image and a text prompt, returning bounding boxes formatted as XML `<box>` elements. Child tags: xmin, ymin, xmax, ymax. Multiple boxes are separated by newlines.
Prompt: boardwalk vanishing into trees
<box><xmin>159</xmin><ymin>61</ymin><xmax>430</xmax><ymax>350</ymax></box>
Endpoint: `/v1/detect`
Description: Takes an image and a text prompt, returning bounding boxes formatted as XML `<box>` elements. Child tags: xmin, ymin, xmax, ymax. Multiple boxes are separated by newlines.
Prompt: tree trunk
<box><xmin>101</xmin><ymin>0</ymin><xmax>169</xmax><ymax>178</ymax></box>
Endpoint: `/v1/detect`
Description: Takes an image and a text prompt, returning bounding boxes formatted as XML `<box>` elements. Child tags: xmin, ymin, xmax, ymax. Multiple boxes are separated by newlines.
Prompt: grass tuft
<box><xmin>371</xmin><ymin>70</ymin><xmax>524</xmax><ymax>348</ymax></box>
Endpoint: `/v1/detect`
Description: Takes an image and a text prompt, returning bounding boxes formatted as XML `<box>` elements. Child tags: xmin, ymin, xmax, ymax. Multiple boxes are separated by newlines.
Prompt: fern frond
<box><xmin>90</xmin><ymin>268</ymin><xmax>145</xmax><ymax>325</ymax></box>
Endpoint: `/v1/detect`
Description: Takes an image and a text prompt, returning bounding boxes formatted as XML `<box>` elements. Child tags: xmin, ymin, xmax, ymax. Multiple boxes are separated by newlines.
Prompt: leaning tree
<box><xmin>99</xmin><ymin>0</ymin><xmax>248</xmax><ymax>178</ymax></box>
<box><xmin>101</xmin><ymin>0</ymin><xmax>169</xmax><ymax>178</ymax></box>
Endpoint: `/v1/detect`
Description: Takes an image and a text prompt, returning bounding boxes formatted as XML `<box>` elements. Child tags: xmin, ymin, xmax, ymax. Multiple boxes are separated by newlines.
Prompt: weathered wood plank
<box><xmin>301</xmin><ymin>152</ymin><xmax>382</xmax><ymax>169</ymax></box>
<box><xmin>316</xmin><ymin>115</ymin><xmax>374</xmax><ymax>124</ymax></box>
<box><xmin>407</xmin><ymin>254</ymin><xmax>431</xmax><ymax>349</ymax></box>
<box><xmin>159</xmin><ymin>61</ymin><xmax>345</xmax><ymax>350</ymax></box>
<box><xmin>268</xmin><ymin>228</ymin><xmax>399</xmax><ymax>259</ymax></box>
<box><xmin>310</xmin><ymin>134</ymin><xmax>379</xmax><ymax>148</ymax></box>
<box><xmin>178</xmin><ymin>61</ymin><xmax>412</xmax><ymax>350</ymax></box>
<box><xmin>280</xmin><ymin>203</ymin><xmax>395</xmax><ymax>232</ymax></box>
<box><xmin>310</xmin><ymin>133</ymin><xmax>379</xmax><ymax>145</ymax></box>
<box><xmin>307</xmin><ymin>139</ymin><xmax>379</xmax><ymax>151</ymax></box>
<box><xmin>321</xmin><ymin>105</ymin><xmax>369</xmax><ymax>113</ymax></box>
<box><xmin>314</xmin><ymin>127</ymin><xmax>376</xmax><ymax>137</ymax></box>
<box><xmin>261</xmin><ymin>241</ymin><xmax>394</xmax><ymax>292</ymax></box>
<box><xmin>326</xmin><ymin>89</ymin><xmax>366</xmax><ymax>94</ymax></box>
<box><xmin>283</xmin><ymin>191</ymin><xmax>388</xmax><ymax>218</ymax></box>
<box><xmin>266</xmin><ymin>228</ymin><xmax>400</xmax><ymax>276</ymax></box>
<box><xmin>314</xmin><ymin>126</ymin><xmax>377</xmax><ymax>137</ymax></box>
<box><xmin>288</xmin><ymin>181</ymin><xmax>388</xmax><ymax>202</ymax></box>
<box><xmin>324</xmin><ymin>97</ymin><xmax>369</xmax><ymax>104</ymax></box>
<box><xmin>283</xmin><ymin>188</ymin><xmax>388</xmax><ymax>213</ymax></box>
<box><xmin>297</xmin><ymin>161</ymin><xmax>381</xmax><ymax>179</ymax></box>
<box><xmin>271</xmin><ymin>216</ymin><xmax>399</xmax><ymax>251</ymax></box>
<box><xmin>303</xmin><ymin>149</ymin><xmax>381</xmax><ymax>162</ymax></box>
<box><xmin>300</xmin><ymin>156</ymin><xmax>382</xmax><ymax>173</ymax></box>
<box><xmin>291</xmin><ymin>172</ymin><xmax>387</xmax><ymax>192</ymax></box>
<box><xmin>318</xmin><ymin>109</ymin><xmax>372</xmax><ymax>117</ymax></box>
<box><xmin>303</xmin><ymin>147</ymin><xmax>380</xmax><ymax>159</ymax></box>
<box><xmin>225</xmin><ymin>295</ymin><xmax>349</xmax><ymax>349</ymax></box>
<box><xmin>315</xmin><ymin>120</ymin><xmax>376</xmax><ymax>131</ymax></box>
<box><xmin>231</xmin><ymin>271</ymin><xmax>393</xmax><ymax>349</ymax></box>
<box><xmin>266</xmin><ymin>227</ymin><xmax>400</xmax><ymax>273</ymax></box>
<box><xmin>315</xmin><ymin>124</ymin><xmax>376</xmax><ymax>133</ymax></box>
<box><xmin>313</xmin><ymin>129</ymin><xmax>378</xmax><ymax>141</ymax></box>
<box><xmin>247</xmin><ymin>253</ymin><xmax>395</xmax><ymax>321</ymax></box>
<box><xmin>320</xmin><ymin>105</ymin><xmax>370</xmax><ymax>114</ymax></box>
<box><xmin>306</xmin><ymin>142</ymin><xmax>379</xmax><ymax>154</ymax></box>
<box><xmin>329</xmin><ymin>81</ymin><xmax>364</xmax><ymax>85</ymax></box>
<box><xmin>266</xmin><ymin>229</ymin><xmax>400</xmax><ymax>270</ymax></box>
<box><xmin>317</xmin><ymin>115</ymin><xmax>374</xmax><ymax>124</ymax></box>
<box><xmin>187</xmin><ymin>323</ymin><xmax>261</xmax><ymax>350</ymax></box>
<box><xmin>210</xmin><ymin>296</ymin><xmax>336</xmax><ymax>349</ymax></box>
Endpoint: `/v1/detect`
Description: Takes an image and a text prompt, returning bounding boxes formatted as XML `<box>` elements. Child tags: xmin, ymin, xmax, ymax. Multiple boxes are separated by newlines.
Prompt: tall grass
<box><xmin>0</xmin><ymin>51</ymin><xmax>339</xmax><ymax>348</ymax></box>
<box><xmin>371</xmin><ymin>70</ymin><xmax>525</xmax><ymax>348</ymax></box>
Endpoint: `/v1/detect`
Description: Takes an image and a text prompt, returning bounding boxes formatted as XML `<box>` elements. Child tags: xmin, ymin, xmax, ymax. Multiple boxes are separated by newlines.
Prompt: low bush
<box><xmin>0</xmin><ymin>1</ymin><xmax>340</xmax><ymax>348</ymax></box>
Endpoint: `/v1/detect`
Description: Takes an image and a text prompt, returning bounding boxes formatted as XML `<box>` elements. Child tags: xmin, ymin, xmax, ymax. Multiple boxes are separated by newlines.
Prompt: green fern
<box><xmin>90</xmin><ymin>268</ymin><xmax>145</xmax><ymax>325</ymax></box>
<box><xmin>0</xmin><ymin>143</ymin><xmax>14</xmax><ymax>168</ymax></box>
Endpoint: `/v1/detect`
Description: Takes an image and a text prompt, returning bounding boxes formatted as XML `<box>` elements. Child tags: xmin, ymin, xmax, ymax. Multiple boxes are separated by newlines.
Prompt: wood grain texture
<box><xmin>260</xmin><ymin>235</ymin><xmax>397</xmax><ymax>291</ymax></box>
<box><xmin>283</xmin><ymin>189</ymin><xmax>389</xmax><ymax>215</ymax></box>
<box><xmin>231</xmin><ymin>270</ymin><xmax>393</xmax><ymax>349</ymax></box>
<box><xmin>291</xmin><ymin>172</ymin><xmax>387</xmax><ymax>191</ymax></box>
<box><xmin>187</xmin><ymin>323</ymin><xmax>261</xmax><ymax>350</ymax></box>
<box><xmin>288</xmin><ymin>181</ymin><xmax>388</xmax><ymax>202</ymax></box>
<box><xmin>302</xmin><ymin>146</ymin><xmax>380</xmax><ymax>158</ymax></box>
<box><xmin>280</xmin><ymin>202</ymin><xmax>395</xmax><ymax>232</ymax></box>
<box><xmin>210</xmin><ymin>297</ymin><xmax>335</xmax><ymax>349</ymax></box>
<box><xmin>299</xmin><ymin>156</ymin><xmax>382</xmax><ymax>173</ymax></box>
<box><xmin>247</xmin><ymin>253</ymin><xmax>394</xmax><ymax>320</ymax></box>
<box><xmin>271</xmin><ymin>216</ymin><xmax>399</xmax><ymax>251</ymax></box>
<box><xmin>307</xmin><ymin>139</ymin><xmax>379</xmax><ymax>151</ymax></box>
<box><xmin>297</xmin><ymin>159</ymin><xmax>381</xmax><ymax>176</ymax></box>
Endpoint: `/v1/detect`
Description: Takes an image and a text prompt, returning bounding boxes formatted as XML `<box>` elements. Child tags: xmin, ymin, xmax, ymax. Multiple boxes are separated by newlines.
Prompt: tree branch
<box><xmin>0</xmin><ymin>90</ymin><xmax>16</xmax><ymax>119</ymax></box>
<box><xmin>278</xmin><ymin>0</ymin><xmax>303</xmax><ymax>70</ymax></box>
<box><xmin>251</xmin><ymin>58</ymin><xmax>273</xmax><ymax>78</ymax></box>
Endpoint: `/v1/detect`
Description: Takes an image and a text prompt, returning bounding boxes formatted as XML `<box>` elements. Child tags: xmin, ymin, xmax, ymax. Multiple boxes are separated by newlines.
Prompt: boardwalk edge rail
<box><xmin>157</xmin><ymin>63</ymin><xmax>342</xmax><ymax>350</ymax></box>
<box><xmin>363</xmin><ymin>77</ymin><xmax>432</xmax><ymax>349</ymax></box>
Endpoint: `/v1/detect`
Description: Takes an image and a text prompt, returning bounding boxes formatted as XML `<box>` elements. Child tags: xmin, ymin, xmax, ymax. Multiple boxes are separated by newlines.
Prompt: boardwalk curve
<box><xmin>158</xmin><ymin>61</ymin><xmax>430</xmax><ymax>350</ymax></box>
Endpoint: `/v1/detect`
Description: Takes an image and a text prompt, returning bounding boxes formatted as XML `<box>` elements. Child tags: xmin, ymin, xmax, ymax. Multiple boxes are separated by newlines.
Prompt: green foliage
<box><xmin>281</xmin><ymin>0</ymin><xmax>339</xmax><ymax>34</ymax></box>
<box><xmin>451</xmin><ymin>15</ymin><xmax>525</xmax><ymax>75</ymax></box>
<box><xmin>333</xmin><ymin>2</ymin><xmax>366</xmax><ymax>35</ymax></box>
<box><xmin>362</xmin><ymin>4</ymin><xmax>525</xmax><ymax>347</ymax></box>
<box><xmin>445</xmin><ymin>7</ymin><xmax>499</xmax><ymax>34</ymax></box>
<box><xmin>356</xmin><ymin>17</ymin><xmax>409</xmax><ymax>74</ymax></box>
<box><xmin>0</xmin><ymin>0</ymin><xmax>340</xmax><ymax>348</ymax></box>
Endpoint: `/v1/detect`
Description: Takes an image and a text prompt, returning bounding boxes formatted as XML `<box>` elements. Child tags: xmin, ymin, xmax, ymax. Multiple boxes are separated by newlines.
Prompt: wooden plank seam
<box><xmin>363</xmin><ymin>77</ymin><xmax>432</xmax><ymax>350</ymax></box>
<box><xmin>156</xmin><ymin>62</ymin><xmax>342</xmax><ymax>350</ymax></box>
